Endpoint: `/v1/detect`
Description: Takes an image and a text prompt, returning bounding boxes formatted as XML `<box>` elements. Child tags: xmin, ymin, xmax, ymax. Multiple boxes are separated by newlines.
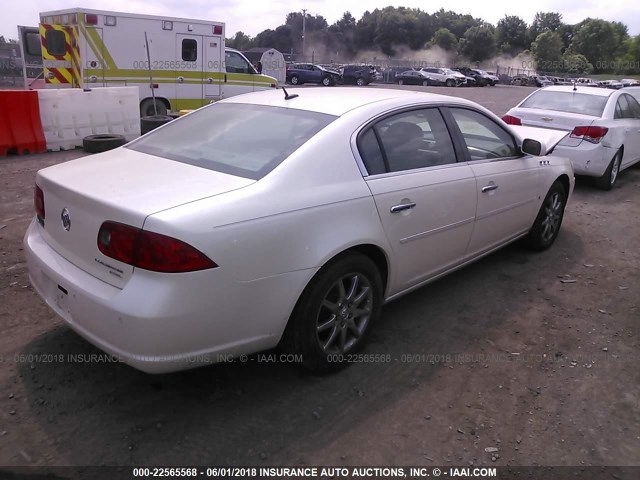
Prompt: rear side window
<box><xmin>449</xmin><ymin>108</ymin><xmax>519</xmax><ymax>160</ymax></box>
<box><xmin>520</xmin><ymin>91</ymin><xmax>607</xmax><ymax>117</ymax></box>
<box><xmin>182</xmin><ymin>39</ymin><xmax>197</xmax><ymax>61</ymax></box>
<box><xmin>25</xmin><ymin>31</ymin><xmax>42</xmax><ymax>56</ymax></box>
<box><xmin>358</xmin><ymin>108</ymin><xmax>457</xmax><ymax>174</ymax></box>
<box><xmin>127</xmin><ymin>104</ymin><xmax>336</xmax><ymax>180</ymax></box>
<box><xmin>44</xmin><ymin>29</ymin><xmax>65</xmax><ymax>56</ymax></box>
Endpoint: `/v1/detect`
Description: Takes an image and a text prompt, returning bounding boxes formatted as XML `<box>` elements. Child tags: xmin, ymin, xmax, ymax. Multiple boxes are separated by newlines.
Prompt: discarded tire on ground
<box><xmin>82</xmin><ymin>134</ymin><xmax>127</xmax><ymax>154</ymax></box>
<box><xmin>141</xmin><ymin>115</ymin><xmax>173</xmax><ymax>135</ymax></box>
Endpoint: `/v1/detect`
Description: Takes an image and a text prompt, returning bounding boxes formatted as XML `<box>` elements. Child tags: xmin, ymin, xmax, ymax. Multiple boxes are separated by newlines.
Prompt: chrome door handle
<box><xmin>390</xmin><ymin>202</ymin><xmax>416</xmax><ymax>213</ymax></box>
<box><xmin>207</xmin><ymin>77</ymin><xmax>213</xmax><ymax>83</ymax></box>
<box><xmin>481</xmin><ymin>185</ymin><xmax>499</xmax><ymax>192</ymax></box>
<box><xmin>177</xmin><ymin>76</ymin><xmax>184</xmax><ymax>83</ymax></box>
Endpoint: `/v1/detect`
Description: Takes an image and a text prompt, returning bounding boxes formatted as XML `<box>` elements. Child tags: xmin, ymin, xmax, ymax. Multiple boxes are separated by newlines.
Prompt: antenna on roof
<box><xmin>572</xmin><ymin>80</ymin><xmax>577</xmax><ymax>92</ymax></box>
<box><xmin>281</xmin><ymin>86</ymin><xmax>299</xmax><ymax>101</ymax></box>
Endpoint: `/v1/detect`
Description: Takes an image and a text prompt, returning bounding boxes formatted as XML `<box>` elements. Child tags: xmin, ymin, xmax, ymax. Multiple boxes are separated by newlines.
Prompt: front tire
<box><xmin>282</xmin><ymin>253</ymin><xmax>383</xmax><ymax>373</ymax></box>
<box><xmin>595</xmin><ymin>150</ymin><xmax>622</xmax><ymax>190</ymax></box>
<box><xmin>356</xmin><ymin>77</ymin><xmax>366</xmax><ymax>87</ymax></box>
<box><xmin>290</xmin><ymin>75</ymin><xmax>300</xmax><ymax>85</ymax></box>
<box><xmin>523</xmin><ymin>181</ymin><xmax>567</xmax><ymax>251</ymax></box>
<box><xmin>446</xmin><ymin>79</ymin><xmax>455</xmax><ymax>87</ymax></box>
<box><xmin>422</xmin><ymin>80</ymin><xmax>429</xmax><ymax>86</ymax></box>
<box><xmin>322</xmin><ymin>76</ymin><xmax>332</xmax><ymax>86</ymax></box>
<box><xmin>398</xmin><ymin>79</ymin><xmax>404</xmax><ymax>85</ymax></box>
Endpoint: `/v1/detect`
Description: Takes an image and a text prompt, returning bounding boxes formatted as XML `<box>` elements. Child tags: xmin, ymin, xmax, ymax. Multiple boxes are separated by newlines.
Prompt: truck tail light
<box><xmin>501</xmin><ymin>114</ymin><xmax>522</xmax><ymax>125</ymax></box>
<box><xmin>34</xmin><ymin>185</ymin><xmax>45</xmax><ymax>225</ymax></box>
<box><xmin>570</xmin><ymin>126</ymin><xmax>608</xmax><ymax>144</ymax></box>
<box><xmin>85</xmin><ymin>14</ymin><xmax>98</xmax><ymax>25</ymax></box>
<box><xmin>97</xmin><ymin>221</ymin><xmax>217</xmax><ymax>273</ymax></box>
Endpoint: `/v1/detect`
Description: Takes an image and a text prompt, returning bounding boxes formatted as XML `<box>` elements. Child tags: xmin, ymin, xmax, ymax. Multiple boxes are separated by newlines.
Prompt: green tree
<box><xmin>226</xmin><ymin>31</ymin><xmax>253</xmax><ymax>51</ymax></box>
<box><xmin>529</xmin><ymin>12</ymin><xmax>563</xmax><ymax>42</ymax></box>
<box><xmin>459</xmin><ymin>26</ymin><xmax>496</xmax><ymax>61</ymax></box>
<box><xmin>495</xmin><ymin>15</ymin><xmax>528</xmax><ymax>54</ymax></box>
<box><xmin>570</xmin><ymin>19</ymin><xmax>619</xmax><ymax>72</ymax></box>
<box><xmin>431</xmin><ymin>28</ymin><xmax>457</xmax><ymax>51</ymax></box>
<box><xmin>328</xmin><ymin>12</ymin><xmax>358</xmax><ymax>57</ymax></box>
<box><xmin>531</xmin><ymin>31</ymin><xmax>563</xmax><ymax>70</ymax></box>
<box><xmin>560</xmin><ymin>53</ymin><xmax>593</xmax><ymax>74</ymax></box>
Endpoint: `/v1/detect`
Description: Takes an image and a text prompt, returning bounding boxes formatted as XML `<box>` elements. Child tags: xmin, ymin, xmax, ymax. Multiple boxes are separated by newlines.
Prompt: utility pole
<box><xmin>301</xmin><ymin>8</ymin><xmax>307</xmax><ymax>61</ymax></box>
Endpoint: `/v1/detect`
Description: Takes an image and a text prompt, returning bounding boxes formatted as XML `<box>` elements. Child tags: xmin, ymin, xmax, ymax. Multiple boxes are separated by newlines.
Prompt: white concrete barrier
<box><xmin>37</xmin><ymin>87</ymin><xmax>141</xmax><ymax>151</ymax></box>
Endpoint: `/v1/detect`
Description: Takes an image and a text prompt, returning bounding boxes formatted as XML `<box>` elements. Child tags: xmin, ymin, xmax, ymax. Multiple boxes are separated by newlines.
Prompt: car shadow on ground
<box><xmin>16</xmin><ymin>228</ymin><xmax>585</xmax><ymax>466</ymax></box>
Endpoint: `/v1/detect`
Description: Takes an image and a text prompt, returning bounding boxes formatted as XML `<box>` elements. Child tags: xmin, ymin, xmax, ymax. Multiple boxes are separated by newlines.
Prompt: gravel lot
<box><xmin>0</xmin><ymin>85</ymin><xmax>638</xmax><ymax>470</ymax></box>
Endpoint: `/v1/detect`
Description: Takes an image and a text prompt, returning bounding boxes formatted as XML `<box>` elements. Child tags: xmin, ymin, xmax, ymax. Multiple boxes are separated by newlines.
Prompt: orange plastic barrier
<box><xmin>0</xmin><ymin>90</ymin><xmax>46</xmax><ymax>157</ymax></box>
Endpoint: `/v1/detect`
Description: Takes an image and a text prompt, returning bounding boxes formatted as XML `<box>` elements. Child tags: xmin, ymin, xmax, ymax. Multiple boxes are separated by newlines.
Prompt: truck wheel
<box><xmin>141</xmin><ymin>115</ymin><xmax>173</xmax><ymax>135</ymax></box>
<box><xmin>82</xmin><ymin>134</ymin><xmax>127</xmax><ymax>154</ymax></box>
<box><xmin>140</xmin><ymin>98</ymin><xmax>167</xmax><ymax>117</ymax></box>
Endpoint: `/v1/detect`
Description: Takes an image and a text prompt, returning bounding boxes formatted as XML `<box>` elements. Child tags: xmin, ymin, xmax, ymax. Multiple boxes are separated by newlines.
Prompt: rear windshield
<box><xmin>520</xmin><ymin>91</ymin><xmax>608</xmax><ymax>117</ymax></box>
<box><xmin>127</xmin><ymin>104</ymin><xmax>336</xmax><ymax>180</ymax></box>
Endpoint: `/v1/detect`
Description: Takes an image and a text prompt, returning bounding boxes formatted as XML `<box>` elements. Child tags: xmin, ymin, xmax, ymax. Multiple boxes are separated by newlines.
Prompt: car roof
<box><xmin>220</xmin><ymin>87</ymin><xmax>479</xmax><ymax>116</ymax></box>
<box><xmin>538</xmin><ymin>86</ymin><xmax>614</xmax><ymax>97</ymax></box>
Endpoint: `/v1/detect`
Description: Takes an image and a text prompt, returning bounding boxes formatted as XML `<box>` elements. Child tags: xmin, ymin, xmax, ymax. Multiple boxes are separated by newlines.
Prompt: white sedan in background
<box><xmin>25</xmin><ymin>88</ymin><xmax>574</xmax><ymax>374</ymax></box>
<box><xmin>504</xmin><ymin>86</ymin><xmax>640</xmax><ymax>190</ymax></box>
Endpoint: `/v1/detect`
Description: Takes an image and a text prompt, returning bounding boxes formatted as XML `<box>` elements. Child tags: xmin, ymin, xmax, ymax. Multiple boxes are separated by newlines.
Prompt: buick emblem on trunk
<box><xmin>61</xmin><ymin>208</ymin><xmax>71</xmax><ymax>231</ymax></box>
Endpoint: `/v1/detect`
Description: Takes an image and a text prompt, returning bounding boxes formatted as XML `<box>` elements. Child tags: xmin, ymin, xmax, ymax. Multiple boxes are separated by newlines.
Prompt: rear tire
<box><xmin>595</xmin><ymin>150</ymin><xmax>622</xmax><ymax>190</ymax></box>
<box><xmin>523</xmin><ymin>180</ymin><xmax>567</xmax><ymax>251</ymax></box>
<box><xmin>281</xmin><ymin>253</ymin><xmax>383</xmax><ymax>373</ymax></box>
<box><xmin>398</xmin><ymin>79</ymin><xmax>404</xmax><ymax>85</ymax></box>
<box><xmin>82</xmin><ymin>134</ymin><xmax>127</xmax><ymax>153</ymax></box>
<box><xmin>140</xmin><ymin>98</ymin><xmax>167</xmax><ymax>117</ymax></box>
<box><xmin>140</xmin><ymin>115</ymin><xmax>173</xmax><ymax>135</ymax></box>
<box><xmin>356</xmin><ymin>77</ymin><xmax>365</xmax><ymax>87</ymax></box>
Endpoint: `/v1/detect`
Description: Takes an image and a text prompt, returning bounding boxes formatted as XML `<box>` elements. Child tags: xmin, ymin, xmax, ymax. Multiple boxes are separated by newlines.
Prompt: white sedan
<box><xmin>504</xmin><ymin>86</ymin><xmax>640</xmax><ymax>190</ymax></box>
<box><xmin>25</xmin><ymin>88</ymin><xmax>574</xmax><ymax>374</ymax></box>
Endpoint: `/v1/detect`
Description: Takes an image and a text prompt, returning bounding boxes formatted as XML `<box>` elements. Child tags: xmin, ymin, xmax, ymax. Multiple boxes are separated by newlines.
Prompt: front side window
<box><xmin>358</xmin><ymin>108</ymin><xmax>456</xmax><ymax>174</ymax></box>
<box><xmin>127</xmin><ymin>104</ymin><xmax>336</xmax><ymax>180</ymax></box>
<box><xmin>45</xmin><ymin>29</ymin><xmax>65</xmax><ymax>56</ymax></box>
<box><xmin>225</xmin><ymin>51</ymin><xmax>252</xmax><ymax>74</ymax></box>
<box><xmin>449</xmin><ymin>108</ymin><xmax>519</xmax><ymax>160</ymax></box>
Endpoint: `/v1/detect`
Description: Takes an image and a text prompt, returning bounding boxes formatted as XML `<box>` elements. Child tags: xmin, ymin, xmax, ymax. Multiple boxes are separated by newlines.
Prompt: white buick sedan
<box><xmin>25</xmin><ymin>88</ymin><xmax>574</xmax><ymax>374</ymax></box>
<box><xmin>504</xmin><ymin>86</ymin><xmax>640</xmax><ymax>190</ymax></box>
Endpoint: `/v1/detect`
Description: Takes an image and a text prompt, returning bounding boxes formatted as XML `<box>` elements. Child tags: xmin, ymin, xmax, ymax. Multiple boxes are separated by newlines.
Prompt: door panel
<box><xmin>175</xmin><ymin>34</ymin><xmax>203</xmax><ymax>111</ymax></box>
<box><xmin>203</xmin><ymin>36</ymin><xmax>222</xmax><ymax>101</ymax></box>
<box><xmin>367</xmin><ymin>166</ymin><xmax>477</xmax><ymax>293</ymax></box>
<box><xmin>466</xmin><ymin>158</ymin><xmax>540</xmax><ymax>257</ymax></box>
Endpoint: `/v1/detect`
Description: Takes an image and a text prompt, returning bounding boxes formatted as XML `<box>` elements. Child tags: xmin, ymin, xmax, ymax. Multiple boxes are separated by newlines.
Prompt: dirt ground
<box><xmin>0</xmin><ymin>86</ymin><xmax>638</xmax><ymax>470</ymax></box>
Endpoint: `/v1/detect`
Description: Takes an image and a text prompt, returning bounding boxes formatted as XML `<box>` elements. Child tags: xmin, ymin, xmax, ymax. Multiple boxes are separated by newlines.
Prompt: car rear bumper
<box><xmin>24</xmin><ymin>219</ymin><xmax>313</xmax><ymax>373</ymax></box>
<box><xmin>553</xmin><ymin>142</ymin><xmax>615</xmax><ymax>177</ymax></box>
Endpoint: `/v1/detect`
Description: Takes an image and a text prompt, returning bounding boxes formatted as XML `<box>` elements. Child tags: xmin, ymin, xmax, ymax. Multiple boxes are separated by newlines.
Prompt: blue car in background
<box><xmin>286</xmin><ymin>63</ymin><xmax>341</xmax><ymax>86</ymax></box>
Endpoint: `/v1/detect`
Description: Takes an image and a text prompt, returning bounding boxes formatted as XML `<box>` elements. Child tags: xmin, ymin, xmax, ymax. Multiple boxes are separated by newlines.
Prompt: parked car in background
<box><xmin>286</xmin><ymin>63</ymin><xmax>341</xmax><ymax>86</ymax></box>
<box><xmin>576</xmin><ymin>77</ymin><xmax>599</xmax><ymax>87</ymax></box>
<box><xmin>341</xmin><ymin>64</ymin><xmax>376</xmax><ymax>86</ymax></box>
<box><xmin>504</xmin><ymin>86</ymin><xmax>640</xmax><ymax>189</ymax></box>
<box><xmin>454</xmin><ymin>68</ymin><xmax>498</xmax><ymax>86</ymax></box>
<box><xmin>395</xmin><ymin>70</ymin><xmax>441</xmax><ymax>86</ymax></box>
<box><xmin>511</xmin><ymin>75</ymin><xmax>531</xmax><ymax>86</ymax></box>
<box><xmin>420</xmin><ymin>67</ymin><xmax>466</xmax><ymax>87</ymax></box>
<box><xmin>599</xmin><ymin>80</ymin><xmax>624</xmax><ymax>89</ymax></box>
<box><xmin>533</xmin><ymin>76</ymin><xmax>554</xmax><ymax>87</ymax></box>
<box><xmin>621</xmin><ymin>78</ymin><xmax>640</xmax><ymax>87</ymax></box>
<box><xmin>25</xmin><ymin>88</ymin><xmax>574</xmax><ymax>374</ymax></box>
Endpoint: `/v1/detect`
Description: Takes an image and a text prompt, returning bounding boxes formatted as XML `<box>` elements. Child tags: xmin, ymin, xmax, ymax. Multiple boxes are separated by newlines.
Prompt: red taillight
<box><xmin>502</xmin><ymin>114</ymin><xmax>522</xmax><ymax>125</ymax></box>
<box><xmin>34</xmin><ymin>185</ymin><xmax>45</xmax><ymax>224</ymax></box>
<box><xmin>97</xmin><ymin>221</ymin><xmax>217</xmax><ymax>273</ymax></box>
<box><xmin>213</xmin><ymin>25</ymin><xmax>223</xmax><ymax>35</ymax></box>
<box><xmin>85</xmin><ymin>14</ymin><xmax>98</xmax><ymax>25</ymax></box>
<box><xmin>570</xmin><ymin>125</ymin><xmax>608</xmax><ymax>144</ymax></box>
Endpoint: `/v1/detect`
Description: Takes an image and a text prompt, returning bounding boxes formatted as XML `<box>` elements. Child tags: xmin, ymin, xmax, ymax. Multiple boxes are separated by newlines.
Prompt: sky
<box><xmin>3</xmin><ymin>0</ymin><xmax>639</xmax><ymax>41</ymax></box>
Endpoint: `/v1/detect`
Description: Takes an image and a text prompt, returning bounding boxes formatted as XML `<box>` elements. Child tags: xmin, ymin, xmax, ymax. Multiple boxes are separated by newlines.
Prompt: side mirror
<box><xmin>521</xmin><ymin>138</ymin><xmax>547</xmax><ymax>156</ymax></box>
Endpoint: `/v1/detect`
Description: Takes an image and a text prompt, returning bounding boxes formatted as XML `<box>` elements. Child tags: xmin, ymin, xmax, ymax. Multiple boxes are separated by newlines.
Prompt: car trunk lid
<box><xmin>508</xmin><ymin>108</ymin><xmax>597</xmax><ymax>147</ymax></box>
<box><xmin>35</xmin><ymin>148</ymin><xmax>254</xmax><ymax>288</ymax></box>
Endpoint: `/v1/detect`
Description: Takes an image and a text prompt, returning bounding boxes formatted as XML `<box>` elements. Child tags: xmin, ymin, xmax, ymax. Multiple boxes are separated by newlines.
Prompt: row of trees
<box><xmin>227</xmin><ymin>8</ymin><xmax>639</xmax><ymax>75</ymax></box>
